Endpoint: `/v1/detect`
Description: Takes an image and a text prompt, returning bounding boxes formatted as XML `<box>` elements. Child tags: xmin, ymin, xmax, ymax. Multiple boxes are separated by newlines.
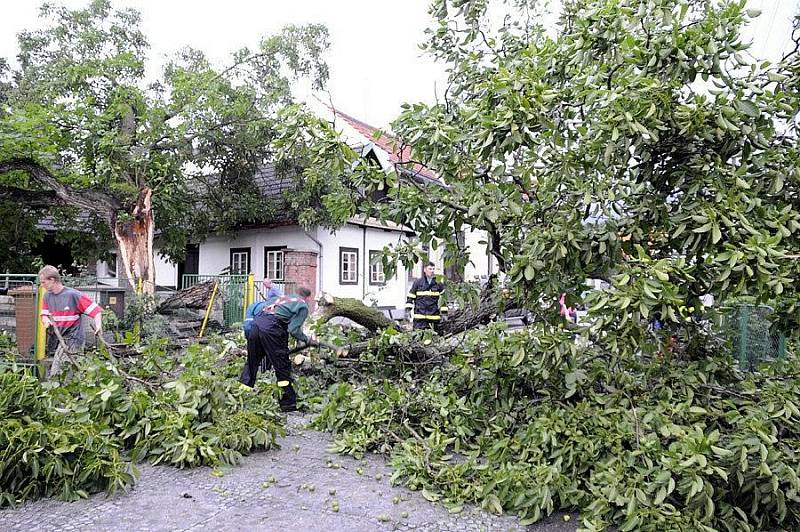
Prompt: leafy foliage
<box><xmin>0</xmin><ymin>362</ymin><xmax>135</xmax><ymax>507</ymax></box>
<box><xmin>0</xmin><ymin>335</ymin><xmax>284</xmax><ymax>507</ymax></box>
<box><xmin>312</xmin><ymin>323</ymin><xmax>800</xmax><ymax>530</ymax></box>
<box><xmin>285</xmin><ymin>1</ymin><xmax>800</xmax><ymax>528</ymax></box>
<box><xmin>0</xmin><ymin>0</ymin><xmax>331</xmax><ymax>268</ymax></box>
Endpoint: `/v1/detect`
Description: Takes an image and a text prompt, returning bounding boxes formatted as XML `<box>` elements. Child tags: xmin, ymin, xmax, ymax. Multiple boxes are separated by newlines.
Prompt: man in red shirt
<box><xmin>38</xmin><ymin>265</ymin><xmax>103</xmax><ymax>377</ymax></box>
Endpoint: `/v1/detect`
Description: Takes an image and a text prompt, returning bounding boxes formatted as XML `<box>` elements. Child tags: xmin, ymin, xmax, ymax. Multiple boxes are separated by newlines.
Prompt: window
<box><xmin>339</xmin><ymin>247</ymin><xmax>358</xmax><ymax>285</ymax></box>
<box><xmin>369</xmin><ymin>250</ymin><xmax>385</xmax><ymax>285</ymax></box>
<box><xmin>230</xmin><ymin>247</ymin><xmax>251</xmax><ymax>275</ymax></box>
<box><xmin>264</xmin><ymin>247</ymin><xmax>285</xmax><ymax>281</ymax></box>
<box><xmin>106</xmin><ymin>253</ymin><xmax>117</xmax><ymax>278</ymax></box>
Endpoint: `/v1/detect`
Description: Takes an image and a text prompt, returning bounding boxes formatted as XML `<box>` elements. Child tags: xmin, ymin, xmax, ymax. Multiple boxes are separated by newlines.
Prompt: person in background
<box><xmin>406</xmin><ymin>261</ymin><xmax>448</xmax><ymax>331</ymax></box>
<box><xmin>38</xmin><ymin>265</ymin><xmax>103</xmax><ymax>377</ymax></box>
<box><xmin>240</xmin><ymin>286</ymin><xmax>316</xmax><ymax>412</ymax></box>
<box><xmin>559</xmin><ymin>293</ymin><xmax>578</xmax><ymax>323</ymax></box>
<box><xmin>262</xmin><ymin>278</ymin><xmax>282</xmax><ymax>299</ymax></box>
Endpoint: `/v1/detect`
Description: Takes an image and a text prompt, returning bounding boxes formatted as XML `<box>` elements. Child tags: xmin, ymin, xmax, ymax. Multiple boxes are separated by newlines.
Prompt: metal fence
<box><xmin>180</xmin><ymin>274</ymin><xmax>298</xmax><ymax>328</ymax></box>
<box><xmin>181</xmin><ymin>274</ymin><xmax>249</xmax><ymax>328</ymax></box>
<box><xmin>725</xmin><ymin>304</ymin><xmax>787</xmax><ymax>370</ymax></box>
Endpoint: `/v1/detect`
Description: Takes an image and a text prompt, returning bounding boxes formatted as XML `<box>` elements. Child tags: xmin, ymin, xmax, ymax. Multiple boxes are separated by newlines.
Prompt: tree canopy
<box><xmin>0</xmin><ymin>0</ymin><xmax>330</xmax><ymax>286</ymax></box>
<box><xmin>282</xmin><ymin>0</ymin><xmax>800</xmax><ymax>342</ymax></box>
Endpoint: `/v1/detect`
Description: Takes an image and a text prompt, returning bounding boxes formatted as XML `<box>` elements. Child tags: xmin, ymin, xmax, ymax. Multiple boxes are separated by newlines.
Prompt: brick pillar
<box><xmin>284</xmin><ymin>250</ymin><xmax>318</xmax><ymax>304</ymax></box>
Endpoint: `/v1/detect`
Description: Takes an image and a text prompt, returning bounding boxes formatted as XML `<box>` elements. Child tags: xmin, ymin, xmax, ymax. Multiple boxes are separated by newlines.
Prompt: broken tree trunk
<box><xmin>315</xmin><ymin>281</ymin><xmax>522</xmax><ymax>338</ymax></box>
<box><xmin>0</xmin><ymin>158</ymin><xmax>157</xmax><ymax>295</ymax></box>
<box><xmin>114</xmin><ymin>187</ymin><xmax>155</xmax><ymax>295</ymax></box>
<box><xmin>315</xmin><ymin>292</ymin><xmax>394</xmax><ymax>332</ymax></box>
<box><xmin>438</xmin><ymin>285</ymin><xmax>506</xmax><ymax>336</ymax></box>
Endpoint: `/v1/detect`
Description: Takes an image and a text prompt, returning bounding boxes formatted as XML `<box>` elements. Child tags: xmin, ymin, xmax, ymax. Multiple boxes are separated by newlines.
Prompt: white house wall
<box><xmin>196</xmin><ymin>224</ymin><xmax>409</xmax><ymax>308</ymax></box>
<box><xmin>463</xmin><ymin>228</ymin><xmax>494</xmax><ymax>282</ymax></box>
<box><xmin>154</xmin><ymin>251</ymin><xmax>178</xmax><ymax>289</ymax></box>
<box><xmin>427</xmin><ymin>228</ymin><xmax>495</xmax><ymax>284</ymax></box>
<box><xmin>94</xmin><ymin>250</ymin><xmax>177</xmax><ymax>289</ymax></box>
<box><xmin>315</xmin><ymin>224</ymin><xmax>409</xmax><ymax>308</ymax></box>
<box><xmin>198</xmin><ymin>226</ymin><xmax>315</xmax><ymax>278</ymax></box>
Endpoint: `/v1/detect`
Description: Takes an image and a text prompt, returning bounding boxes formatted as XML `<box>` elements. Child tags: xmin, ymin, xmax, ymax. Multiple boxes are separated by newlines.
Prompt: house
<box><xmin>322</xmin><ymin>106</ymin><xmax>498</xmax><ymax>287</ymax></box>
<box><xmin>94</xmin><ymin>106</ymin><xmax>497</xmax><ymax>310</ymax></box>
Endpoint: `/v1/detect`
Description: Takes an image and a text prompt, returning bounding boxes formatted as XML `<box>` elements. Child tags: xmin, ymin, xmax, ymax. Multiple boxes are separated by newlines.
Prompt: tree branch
<box><xmin>0</xmin><ymin>184</ymin><xmax>64</xmax><ymax>209</ymax></box>
<box><xmin>0</xmin><ymin>158</ymin><xmax>121</xmax><ymax>223</ymax></box>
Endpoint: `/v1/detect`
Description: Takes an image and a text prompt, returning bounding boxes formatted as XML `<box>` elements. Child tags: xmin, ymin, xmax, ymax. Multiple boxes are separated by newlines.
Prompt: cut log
<box><xmin>315</xmin><ymin>292</ymin><xmax>394</xmax><ymax>332</ymax></box>
<box><xmin>158</xmin><ymin>281</ymin><xmax>217</xmax><ymax>312</ymax></box>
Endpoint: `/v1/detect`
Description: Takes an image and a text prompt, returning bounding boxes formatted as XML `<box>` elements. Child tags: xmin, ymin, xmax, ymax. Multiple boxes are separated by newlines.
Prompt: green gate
<box><xmin>181</xmin><ymin>274</ymin><xmax>248</xmax><ymax>328</ymax></box>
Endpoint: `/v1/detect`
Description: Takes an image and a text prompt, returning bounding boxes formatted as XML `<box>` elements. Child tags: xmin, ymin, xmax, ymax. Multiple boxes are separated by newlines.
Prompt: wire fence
<box><xmin>724</xmin><ymin>304</ymin><xmax>787</xmax><ymax>370</ymax></box>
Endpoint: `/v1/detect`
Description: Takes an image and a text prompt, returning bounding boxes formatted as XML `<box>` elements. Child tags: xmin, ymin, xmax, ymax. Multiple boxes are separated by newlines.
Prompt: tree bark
<box><xmin>0</xmin><ymin>158</ymin><xmax>120</xmax><ymax>219</ymax></box>
<box><xmin>438</xmin><ymin>281</ymin><xmax>510</xmax><ymax>336</ymax></box>
<box><xmin>315</xmin><ymin>292</ymin><xmax>394</xmax><ymax>332</ymax></box>
<box><xmin>158</xmin><ymin>280</ymin><xmax>217</xmax><ymax>312</ymax></box>
<box><xmin>0</xmin><ymin>157</ymin><xmax>155</xmax><ymax>294</ymax></box>
<box><xmin>114</xmin><ymin>187</ymin><xmax>155</xmax><ymax>294</ymax></box>
<box><xmin>0</xmin><ymin>185</ymin><xmax>65</xmax><ymax>209</ymax></box>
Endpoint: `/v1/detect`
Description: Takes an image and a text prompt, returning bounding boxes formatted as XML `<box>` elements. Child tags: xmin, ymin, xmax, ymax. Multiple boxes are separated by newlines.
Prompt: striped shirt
<box><xmin>41</xmin><ymin>287</ymin><xmax>102</xmax><ymax>347</ymax></box>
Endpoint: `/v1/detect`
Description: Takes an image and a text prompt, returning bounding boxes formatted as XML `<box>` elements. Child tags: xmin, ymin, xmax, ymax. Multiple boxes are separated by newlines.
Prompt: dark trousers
<box><xmin>240</xmin><ymin>314</ymin><xmax>296</xmax><ymax>408</ymax></box>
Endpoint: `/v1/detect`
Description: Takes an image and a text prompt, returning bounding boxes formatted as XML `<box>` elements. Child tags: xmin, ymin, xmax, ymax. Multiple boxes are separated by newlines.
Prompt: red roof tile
<box><xmin>331</xmin><ymin>108</ymin><xmax>440</xmax><ymax>182</ymax></box>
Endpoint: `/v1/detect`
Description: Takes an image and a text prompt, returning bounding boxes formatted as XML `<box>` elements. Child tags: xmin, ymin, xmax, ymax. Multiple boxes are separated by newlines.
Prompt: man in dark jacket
<box><xmin>405</xmin><ymin>261</ymin><xmax>448</xmax><ymax>331</ymax></box>
<box><xmin>240</xmin><ymin>286</ymin><xmax>316</xmax><ymax>412</ymax></box>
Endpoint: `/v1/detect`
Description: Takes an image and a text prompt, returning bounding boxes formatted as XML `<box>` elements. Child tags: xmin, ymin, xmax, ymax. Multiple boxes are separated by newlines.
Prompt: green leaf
<box><xmin>736</xmin><ymin>100</ymin><xmax>759</xmax><ymax>118</ymax></box>
<box><xmin>422</xmin><ymin>488</ymin><xmax>440</xmax><ymax>502</ymax></box>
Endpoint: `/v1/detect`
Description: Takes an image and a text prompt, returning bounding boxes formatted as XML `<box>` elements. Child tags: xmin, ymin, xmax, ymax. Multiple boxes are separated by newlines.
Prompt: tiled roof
<box><xmin>330</xmin><ymin>108</ymin><xmax>441</xmax><ymax>183</ymax></box>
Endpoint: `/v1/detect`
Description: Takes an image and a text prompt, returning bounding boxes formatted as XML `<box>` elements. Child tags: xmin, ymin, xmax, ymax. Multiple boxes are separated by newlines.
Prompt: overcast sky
<box><xmin>0</xmin><ymin>1</ymin><xmax>797</xmax><ymax>129</ymax></box>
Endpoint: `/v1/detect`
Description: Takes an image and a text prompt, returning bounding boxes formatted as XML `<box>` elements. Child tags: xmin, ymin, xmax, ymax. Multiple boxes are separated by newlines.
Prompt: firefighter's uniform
<box><xmin>406</xmin><ymin>275</ymin><xmax>447</xmax><ymax>330</ymax></box>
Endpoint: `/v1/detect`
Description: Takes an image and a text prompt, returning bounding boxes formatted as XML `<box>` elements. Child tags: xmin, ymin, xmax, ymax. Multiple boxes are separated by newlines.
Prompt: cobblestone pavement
<box><xmin>0</xmin><ymin>414</ymin><xmax>578</xmax><ymax>532</ymax></box>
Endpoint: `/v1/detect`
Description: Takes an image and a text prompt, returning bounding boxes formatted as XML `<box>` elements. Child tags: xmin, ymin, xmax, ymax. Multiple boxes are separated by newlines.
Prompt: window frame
<box><xmin>339</xmin><ymin>247</ymin><xmax>359</xmax><ymax>285</ymax></box>
<box><xmin>263</xmin><ymin>246</ymin><xmax>286</xmax><ymax>282</ymax></box>
<box><xmin>106</xmin><ymin>253</ymin><xmax>117</xmax><ymax>279</ymax></box>
<box><xmin>229</xmin><ymin>247</ymin><xmax>251</xmax><ymax>275</ymax></box>
<box><xmin>368</xmin><ymin>250</ymin><xmax>386</xmax><ymax>286</ymax></box>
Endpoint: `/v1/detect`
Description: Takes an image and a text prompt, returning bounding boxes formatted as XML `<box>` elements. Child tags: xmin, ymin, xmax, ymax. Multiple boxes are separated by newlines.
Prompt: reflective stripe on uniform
<box><xmin>405</xmin><ymin>303</ymin><xmax>414</xmax><ymax>309</ymax></box>
<box><xmin>406</xmin><ymin>293</ymin><xmax>417</xmax><ymax>299</ymax></box>
<box><xmin>52</xmin><ymin>314</ymin><xmax>81</xmax><ymax>322</ymax></box>
<box><xmin>415</xmin><ymin>291</ymin><xmax>441</xmax><ymax>296</ymax></box>
<box><xmin>439</xmin><ymin>307</ymin><xmax>448</xmax><ymax>312</ymax></box>
<box><xmin>413</xmin><ymin>314</ymin><xmax>441</xmax><ymax>321</ymax></box>
<box><xmin>277</xmin><ymin>380</ymin><xmax>291</xmax><ymax>387</ymax></box>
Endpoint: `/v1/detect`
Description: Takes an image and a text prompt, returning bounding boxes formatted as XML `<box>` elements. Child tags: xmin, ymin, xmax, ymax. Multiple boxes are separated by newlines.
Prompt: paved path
<box><xmin>0</xmin><ymin>415</ymin><xmax>578</xmax><ymax>532</ymax></box>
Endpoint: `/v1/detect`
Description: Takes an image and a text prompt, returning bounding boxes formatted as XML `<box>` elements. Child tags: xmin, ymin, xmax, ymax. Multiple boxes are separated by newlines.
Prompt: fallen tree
<box><xmin>315</xmin><ymin>292</ymin><xmax>394</xmax><ymax>332</ymax></box>
<box><xmin>280</xmin><ymin>0</ymin><xmax>800</xmax><ymax>529</ymax></box>
<box><xmin>158</xmin><ymin>281</ymin><xmax>217</xmax><ymax>312</ymax></box>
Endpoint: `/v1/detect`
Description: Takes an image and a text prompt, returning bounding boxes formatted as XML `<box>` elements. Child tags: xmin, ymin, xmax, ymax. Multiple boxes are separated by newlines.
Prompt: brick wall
<box><xmin>284</xmin><ymin>250</ymin><xmax>318</xmax><ymax>307</ymax></box>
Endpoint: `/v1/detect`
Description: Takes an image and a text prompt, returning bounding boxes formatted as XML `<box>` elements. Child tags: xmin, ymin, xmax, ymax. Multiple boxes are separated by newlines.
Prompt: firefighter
<box><xmin>405</xmin><ymin>261</ymin><xmax>448</xmax><ymax>331</ymax></box>
<box><xmin>239</xmin><ymin>286</ymin><xmax>316</xmax><ymax>412</ymax></box>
